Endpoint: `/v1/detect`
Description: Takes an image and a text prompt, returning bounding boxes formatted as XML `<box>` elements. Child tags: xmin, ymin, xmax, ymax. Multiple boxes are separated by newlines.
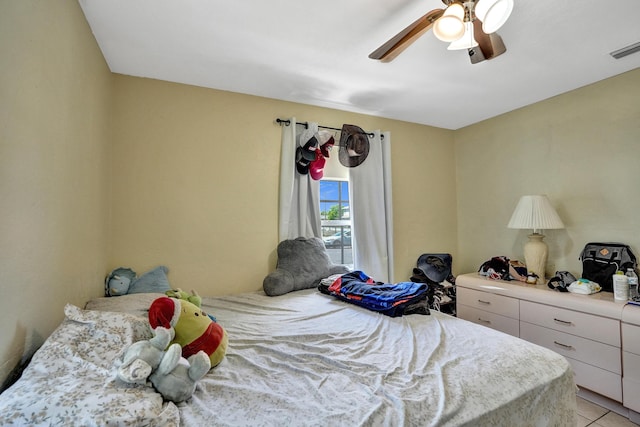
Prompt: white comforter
<box><xmin>0</xmin><ymin>290</ymin><xmax>577</xmax><ymax>426</ymax></box>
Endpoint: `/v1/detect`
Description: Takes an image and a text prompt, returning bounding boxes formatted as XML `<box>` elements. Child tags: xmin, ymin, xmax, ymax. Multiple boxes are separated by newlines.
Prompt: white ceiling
<box><xmin>79</xmin><ymin>0</ymin><xmax>640</xmax><ymax>130</ymax></box>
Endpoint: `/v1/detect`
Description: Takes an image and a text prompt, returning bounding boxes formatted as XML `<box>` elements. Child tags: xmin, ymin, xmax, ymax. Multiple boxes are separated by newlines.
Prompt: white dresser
<box><xmin>622</xmin><ymin>306</ymin><xmax>640</xmax><ymax>412</ymax></box>
<box><xmin>457</xmin><ymin>273</ymin><xmax>640</xmax><ymax>417</ymax></box>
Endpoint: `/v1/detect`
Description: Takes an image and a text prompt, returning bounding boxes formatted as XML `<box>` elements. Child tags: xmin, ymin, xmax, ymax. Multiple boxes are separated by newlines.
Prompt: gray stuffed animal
<box><xmin>149</xmin><ymin>344</ymin><xmax>210</xmax><ymax>403</ymax></box>
<box><xmin>117</xmin><ymin>326</ymin><xmax>210</xmax><ymax>403</ymax></box>
<box><xmin>118</xmin><ymin>326</ymin><xmax>173</xmax><ymax>384</ymax></box>
<box><xmin>263</xmin><ymin>237</ymin><xmax>350</xmax><ymax>296</ymax></box>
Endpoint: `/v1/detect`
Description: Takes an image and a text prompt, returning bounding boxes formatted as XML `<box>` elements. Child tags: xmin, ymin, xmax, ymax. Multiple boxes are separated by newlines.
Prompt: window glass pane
<box><xmin>341</xmin><ymin>203</ymin><xmax>350</xmax><ymax>220</ymax></box>
<box><xmin>320</xmin><ymin>201</ymin><xmax>337</xmax><ymax>220</ymax></box>
<box><xmin>340</xmin><ymin>181</ymin><xmax>349</xmax><ymax>196</ymax></box>
<box><xmin>320</xmin><ymin>181</ymin><xmax>339</xmax><ymax>201</ymax></box>
<box><xmin>321</xmin><ymin>226</ymin><xmax>351</xmax><ymax>248</ymax></box>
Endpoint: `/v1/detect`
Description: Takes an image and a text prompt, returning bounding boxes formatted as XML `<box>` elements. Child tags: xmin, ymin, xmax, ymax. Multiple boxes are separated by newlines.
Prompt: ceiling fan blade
<box><xmin>369</xmin><ymin>9</ymin><xmax>445</xmax><ymax>62</ymax></box>
<box><xmin>469</xmin><ymin>18</ymin><xmax>507</xmax><ymax>64</ymax></box>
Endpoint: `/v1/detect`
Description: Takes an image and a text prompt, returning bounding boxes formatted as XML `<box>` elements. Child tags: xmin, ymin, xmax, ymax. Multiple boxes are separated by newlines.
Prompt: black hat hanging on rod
<box><xmin>338</xmin><ymin>124</ymin><xmax>369</xmax><ymax>168</ymax></box>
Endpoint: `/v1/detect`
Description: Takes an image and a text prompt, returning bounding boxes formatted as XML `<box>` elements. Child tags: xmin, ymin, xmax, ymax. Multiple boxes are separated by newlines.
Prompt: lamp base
<box><xmin>524</xmin><ymin>233</ymin><xmax>548</xmax><ymax>285</ymax></box>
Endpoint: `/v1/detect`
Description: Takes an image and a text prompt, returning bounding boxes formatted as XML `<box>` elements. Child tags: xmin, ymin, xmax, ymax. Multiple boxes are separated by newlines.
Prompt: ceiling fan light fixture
<box><xmin>367</xmin><ymin>0</ymin><xmax>512</xmax><ymax>63</ymax></box>
<box><xmin>433</xmin><ymin>3</ymin><xmax>465</xmax><ymax>42</ymax></box>
<box><xmin>447</xmin><ymin>22</ymin><xmax>478</xmax><ymax>50</ymax></box>
<box><xmin>474</xmin><ymin>0</ymin><xmax>513</xmax><ymax>34</ymax></box>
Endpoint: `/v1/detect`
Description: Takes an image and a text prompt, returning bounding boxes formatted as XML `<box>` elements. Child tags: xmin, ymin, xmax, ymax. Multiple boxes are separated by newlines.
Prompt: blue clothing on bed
<box><xmin>323</xmin><ymin>271</ymin><xmax>429</xmax><ymax>317</ymax></box>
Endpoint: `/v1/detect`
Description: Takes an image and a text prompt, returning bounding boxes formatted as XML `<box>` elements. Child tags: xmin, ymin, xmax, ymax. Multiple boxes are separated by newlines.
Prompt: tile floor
<box><xmin>577</xmin><ymin>397</ymin><xmax>639</xmax><ymax>427</ymax></box>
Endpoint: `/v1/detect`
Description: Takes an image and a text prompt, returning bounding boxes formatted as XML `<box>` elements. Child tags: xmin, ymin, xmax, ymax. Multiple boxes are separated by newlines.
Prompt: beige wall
<box><xmin>455</xmin><ymin>68</ymin><xmax>640</xmax><ymax>277</ymax></box>
<box><xmin>110</xmin><ymin>76</ymin><xmax>458</xmax><ymax>295</ymax></box>
<box><xmin>0</xmin><ymin>1</ymin><xmax>113</xmax><ymax>384</ymax></box>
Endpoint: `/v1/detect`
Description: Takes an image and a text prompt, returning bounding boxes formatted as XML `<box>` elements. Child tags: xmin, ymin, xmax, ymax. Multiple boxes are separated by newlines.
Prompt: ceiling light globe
<box><xmin>474</xmin><ymin>0</ymin><xmax>513</xmax><ymax>34</ymax></box>
<box><xmin>433</xmin><ymin>15</ymin><xmax>465</xmax><ymax>42</ymax></box>
<box><xmin>434</xmin><ymin>3</ymin><xmax>465</xmax><ymax>42</ymax></box>
<box><xmin>443</xmin><ymin>2</ymin><xmax>465</xmax><ymax>19</ymax></box>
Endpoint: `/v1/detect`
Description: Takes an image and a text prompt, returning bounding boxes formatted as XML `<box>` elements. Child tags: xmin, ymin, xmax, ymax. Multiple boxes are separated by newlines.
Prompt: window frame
<box><xmin>320</xmin><ymin>179</ymin><xmax>352</xmax><ymax>267</ymax></box>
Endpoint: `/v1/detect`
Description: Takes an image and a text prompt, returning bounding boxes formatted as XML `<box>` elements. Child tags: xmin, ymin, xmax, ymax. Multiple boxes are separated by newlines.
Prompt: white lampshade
<box><xmin>433</xmin><ymin>3</ymin><xmax>465</xmax><ymax>42</ymax></box>
<box><xmin>474</xmin><ymin>0</ymin><xmax>514</xmax><ymax>34</ymax></box>
<box><xmin>447</xmin><ymin>22</ymin><xmax>478</xmax><ymax>50</ymax></box>
<box><xmin>508</xmin><ymin>195</ymin><xmax>564</xmax><ymax>284</ymax></box>
<box><xmin>507</xmin><ymin>195</ymin><xmax>565</xmax><ymax>233</ymax></box>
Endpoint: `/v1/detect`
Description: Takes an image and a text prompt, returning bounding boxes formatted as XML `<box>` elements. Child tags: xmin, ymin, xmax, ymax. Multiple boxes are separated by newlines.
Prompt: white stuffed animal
<box><xmin>117</xmin><ymin>326</ymin><xmax>211</xmax><ymax>403</ymax></box>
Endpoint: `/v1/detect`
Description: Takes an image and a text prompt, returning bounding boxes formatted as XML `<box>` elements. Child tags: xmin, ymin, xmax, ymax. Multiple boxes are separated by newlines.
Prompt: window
<box><xmin>320</xmin><ymin>180</ymin><xmax>352</xmax><ymax>267</ymax></box>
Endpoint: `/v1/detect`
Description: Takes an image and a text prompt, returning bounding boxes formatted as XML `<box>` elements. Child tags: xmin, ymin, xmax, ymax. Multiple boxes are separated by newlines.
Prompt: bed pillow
<box><xmin>263</xmin><ymin>237</ymin><xmax>350</xmax><ymax>296</ymax></box>
<box><xmin>128</xmin><ymin>265</ymin><xmax>172</xmax><ymax>294</ymax></box>
<box><xmin>86</xmin><ymin>292</ymin><xmax>166</xmax><ymax>317</ymax></box>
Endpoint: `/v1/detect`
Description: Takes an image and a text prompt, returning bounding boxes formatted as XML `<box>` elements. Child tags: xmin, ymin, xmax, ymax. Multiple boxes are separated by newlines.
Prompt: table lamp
<box><xmin>507</xmin><ymin>195</ymin><xmax>565</xmax><ymax>284</ymax></box>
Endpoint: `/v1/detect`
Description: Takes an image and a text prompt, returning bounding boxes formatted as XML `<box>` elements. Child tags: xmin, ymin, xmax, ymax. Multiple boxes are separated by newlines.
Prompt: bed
<box><xmin>0</xmin><ymin>289</ymin><xmax>577</xmax><ymax>426</ymax></box>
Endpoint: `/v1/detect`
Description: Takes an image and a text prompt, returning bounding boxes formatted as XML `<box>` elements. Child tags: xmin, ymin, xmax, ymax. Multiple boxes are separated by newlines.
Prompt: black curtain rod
<box><xmin>275</xmin><ymin>118</ymin><xmax>382</xmax><ymax>139</ymax></box>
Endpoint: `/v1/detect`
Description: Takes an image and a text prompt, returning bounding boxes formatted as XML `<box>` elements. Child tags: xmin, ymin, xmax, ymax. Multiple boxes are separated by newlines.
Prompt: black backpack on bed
<box><xmin>579</xmin><ymin>242</ymin><xmax>637</xmax><ymax>292</ymax></box>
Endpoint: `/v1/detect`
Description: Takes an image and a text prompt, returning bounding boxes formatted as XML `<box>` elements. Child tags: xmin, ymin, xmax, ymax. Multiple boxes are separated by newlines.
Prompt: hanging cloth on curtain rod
<box><xmin>275</xmin><ymin>118</ymin><xmax>384</xmax><ymax>140</ymax></box>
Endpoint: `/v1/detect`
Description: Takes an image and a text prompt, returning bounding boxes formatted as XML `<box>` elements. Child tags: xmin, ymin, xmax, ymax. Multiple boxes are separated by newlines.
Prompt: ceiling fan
<box><xmin>369</xmin><ymin>0</ymin><xmax>513</xmax><ymax>64</ymax></box>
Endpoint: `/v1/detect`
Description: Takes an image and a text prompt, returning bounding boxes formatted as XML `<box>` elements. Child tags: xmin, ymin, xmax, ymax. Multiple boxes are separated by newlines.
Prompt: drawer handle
<box><xmin>477</xmin><ymin>299</ymin><xmax>491</xmax><ymax>305</ymax></box>
<box><xmin>553</xmin><ymin>341</ymin><xmax>574</xmax><ymax>350</ymax></box>
<box><xmin>553</xmin><ymin>318</ymin><xmax>573</xmax><ymax>326</ymax></box>
<box><xmin>478</xmin><ymin>318</ymin><xmax>491</xmax><ymax>324</ymax></box>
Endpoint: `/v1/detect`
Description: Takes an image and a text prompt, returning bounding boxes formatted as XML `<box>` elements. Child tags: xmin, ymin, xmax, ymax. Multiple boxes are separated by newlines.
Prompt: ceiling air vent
<box><xmin>610</xmin><ymin>41</ymin><xmax>640</xmax><ymax>59</ymax></box>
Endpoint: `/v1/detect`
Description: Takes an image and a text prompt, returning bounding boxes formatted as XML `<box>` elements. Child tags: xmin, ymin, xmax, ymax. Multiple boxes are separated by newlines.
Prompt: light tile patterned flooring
<box><xmin>578</xmin><ymin>397</ymin><xmax>639</xmax><ymax>427</ymax></box>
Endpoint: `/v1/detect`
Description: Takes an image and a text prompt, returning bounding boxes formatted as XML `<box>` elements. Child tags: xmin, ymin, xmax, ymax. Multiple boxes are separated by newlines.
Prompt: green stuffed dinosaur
<box><xmin>165</xmin><ymin>288</ymin><xmax>202</xmax><ymax>307</ymax></box>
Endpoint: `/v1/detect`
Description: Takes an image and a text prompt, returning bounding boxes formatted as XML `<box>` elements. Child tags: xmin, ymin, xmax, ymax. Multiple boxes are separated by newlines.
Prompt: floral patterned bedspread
<box><xmin>0</xmin><ymin>304</ymin><xmax>180</xmax><ymax>426</ymax></box>
<box><xmin>1</xmin><ymin>290</ymin><xmax>577</xmax><ymax>426</ymax></box>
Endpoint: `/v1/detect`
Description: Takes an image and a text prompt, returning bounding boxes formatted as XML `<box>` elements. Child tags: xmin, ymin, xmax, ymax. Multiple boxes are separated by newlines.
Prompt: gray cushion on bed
<box><xmin>263</xmin><ymin>237</ymin><xmax>350</xmax><ymax>296</ymax></box>
<box><xmin>128</xmin><ymin>265</ymin><xmax>172</xmax><ymax>294</ymax></box>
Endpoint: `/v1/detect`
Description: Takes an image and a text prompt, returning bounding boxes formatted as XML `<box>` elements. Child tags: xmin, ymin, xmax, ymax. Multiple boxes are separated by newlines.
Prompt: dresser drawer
<box><xmin>520</xmin><ymin>321</ymin><xmax>621</xmax><ymax>374</ymax></box>
<box><xmin>622</xmin><ymin>333</ymin><xmax>640</xmax><ymax>410</ymax></box>
<box><xmin>624</xmin><ymin>351</ymin><xmax>640</xmax><ymax>382</ymax></box>
<box><xmin>520</xmin><ymin>300</ymin><xmax>620</xmax><ymax>347</ymax></box>
<box><xmin>568</xmin><ymin>356</ymin><xmax>622</xmax><ymax>402</ymax></box>
<box><xmin>457</xmin><ymin>288</ymin><xmax>519</xmax><ymax>319</ymax></box>
<box><xmin>458</xmin><ymin>304</ymin><xmax>519</xmax><ymax>337</ymax></box>
<box><xmin>623</xmin><ymin>376</ymin><xmax>640</xmax><ymax>412</ymax></box>
<box><xmin>622</xmin><ymin>323</ymin><xmax>640</xmax><ymax>355</ymax></box>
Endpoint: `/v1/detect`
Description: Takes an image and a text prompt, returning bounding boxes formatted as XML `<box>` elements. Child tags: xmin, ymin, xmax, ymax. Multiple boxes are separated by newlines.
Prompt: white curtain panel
<box><xmin>278</xmin><ymin>118</ymin><xmax>321</xmax><ymax>241</ymax></box>
<box><xmin>349</xmin><ymin>131</ymin><xmax>394</xmax><ymax>283</ymax></box>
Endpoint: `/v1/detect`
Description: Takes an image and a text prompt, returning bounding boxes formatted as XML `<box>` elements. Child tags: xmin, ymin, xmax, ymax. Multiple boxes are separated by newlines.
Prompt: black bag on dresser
<box><xmin>579</xmin><ymin>242</ymin><xmax>637</xmax><ymax>292</ymax></box>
